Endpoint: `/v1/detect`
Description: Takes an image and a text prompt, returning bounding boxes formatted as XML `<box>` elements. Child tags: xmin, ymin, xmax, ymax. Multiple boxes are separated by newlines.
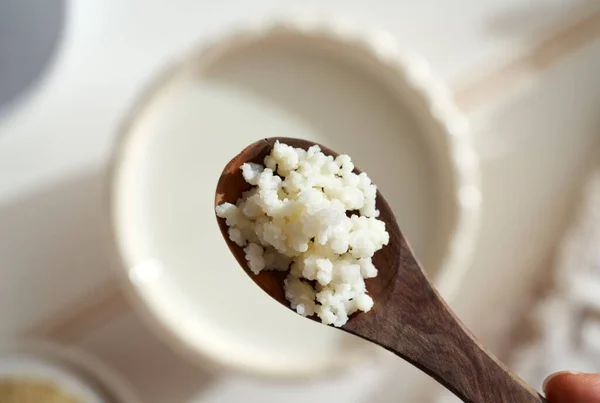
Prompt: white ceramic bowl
<box><xmin>109</xmin><ymin>19</ymin><xmax>480</xmax><ymax>378</ymax></box>
<box><xmin>0</xmin><ymin>341</ymin><xmax>140</xmax><ymax>402</ymax></box>
<box><xmin>0</xmin><ymin>356</ymin><xmax>104</xmax><ymax>402</ymax></box>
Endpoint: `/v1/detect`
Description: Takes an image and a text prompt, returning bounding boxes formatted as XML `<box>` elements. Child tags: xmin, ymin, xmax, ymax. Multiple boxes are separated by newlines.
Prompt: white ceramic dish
<box><xmin>109</xmin><ymin>19</ymin><xmax>480</xmax><ymax>378</ymax></box>
<box><xmin>0</xmin><ymin>341</ymin><xmax>140</xmax><ymax>402</ymax></box>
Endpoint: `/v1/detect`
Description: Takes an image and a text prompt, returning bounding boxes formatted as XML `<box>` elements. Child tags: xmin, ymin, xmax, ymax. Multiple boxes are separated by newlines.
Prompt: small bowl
<box><xmin>0</xmin><ymin>341</ymin><xmax>140</xmax><ymax>402</ymax></box>
<box><xmin>108</xmin><ymin>18</ymin><xmax>480</xmax><ymax>378</ymax></box>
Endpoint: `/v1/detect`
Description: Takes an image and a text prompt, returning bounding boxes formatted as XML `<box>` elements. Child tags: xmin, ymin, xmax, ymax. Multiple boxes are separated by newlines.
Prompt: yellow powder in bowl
<box><xmin>0</xmin><ymin>378</ymin><xmax>81</xmax><ymax>403</ymax></box>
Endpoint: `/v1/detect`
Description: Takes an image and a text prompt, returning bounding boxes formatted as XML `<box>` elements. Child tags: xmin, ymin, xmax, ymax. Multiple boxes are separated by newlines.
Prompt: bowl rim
<box><xmin>0</xmin><ymin>340</ymin><xmax>141</xmax><ymax>403</ymax></box>
<box><xmin>106</xmin><ymin>17</ymin><xmax>481</xmax><ymax>379</ymax></box>
<box><xmin>0</xmin><ymin>354</ymin><xmax>104</xmax><ymax>402</ymax></box>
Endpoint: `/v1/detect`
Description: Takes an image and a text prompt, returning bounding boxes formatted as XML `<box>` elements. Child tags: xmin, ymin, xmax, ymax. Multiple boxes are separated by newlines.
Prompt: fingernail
<box><xmin>543</xmin><ymin>371</ymin><xmax>581</xmax><ymax>393</ymax></box>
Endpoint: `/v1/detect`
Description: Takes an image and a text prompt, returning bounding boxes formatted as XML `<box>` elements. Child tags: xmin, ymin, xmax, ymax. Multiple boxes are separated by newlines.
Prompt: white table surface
<box><xmin>1</xmin><ymin>1</ymin><xmax>599</xmax><ymax>402</ymax></box>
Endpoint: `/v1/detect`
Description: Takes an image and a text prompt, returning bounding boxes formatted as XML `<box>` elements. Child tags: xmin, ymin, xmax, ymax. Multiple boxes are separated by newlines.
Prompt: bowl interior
<box><xmin>112</xmin><ymin>31</ymin><xmax>458</xmax><ymax>376</ymax></box>
<box><xmin>0</xmin><ymin>354</ymin><xmax>104</xmax><ymax>402</ymax></box>
<box><xmin>0</xmin><ymin>342</ymin><xmax>141</xmax><ymax>403</ymax></box>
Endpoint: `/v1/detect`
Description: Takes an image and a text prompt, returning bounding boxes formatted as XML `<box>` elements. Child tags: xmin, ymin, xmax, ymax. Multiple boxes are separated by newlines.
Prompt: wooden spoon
<box><xmin>215</xmin><ymin>137</ymin><xmax>546</xmax><ymax>403</ymax></box>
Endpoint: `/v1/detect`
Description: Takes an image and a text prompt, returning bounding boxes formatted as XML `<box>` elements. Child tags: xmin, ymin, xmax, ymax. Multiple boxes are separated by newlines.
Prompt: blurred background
<box><xmin>0</xmin><ymin>1</ymin><xmax>599</xmax><ymax>402</ymax></box>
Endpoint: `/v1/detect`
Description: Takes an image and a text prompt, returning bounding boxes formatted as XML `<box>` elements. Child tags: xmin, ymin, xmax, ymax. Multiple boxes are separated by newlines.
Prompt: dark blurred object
<box><xmin>0</xmin><ymin>0</ymin><xmax>65</xmax><ymax>115</ymax></box>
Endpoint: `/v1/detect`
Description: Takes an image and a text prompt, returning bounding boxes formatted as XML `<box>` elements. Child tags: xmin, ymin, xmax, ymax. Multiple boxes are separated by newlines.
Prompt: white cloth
<box><xmin>510</xmin><ymin>167</ymin><xmax>600</xmax><ymax>387</ymax></box>
<box><xmin>435</xmin><ymin>167</ymin><xmax>600</xmax><ymax>403</ymax></box>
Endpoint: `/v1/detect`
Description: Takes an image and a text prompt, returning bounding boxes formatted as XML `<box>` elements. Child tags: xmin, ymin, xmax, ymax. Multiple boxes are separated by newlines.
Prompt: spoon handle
<box><xmin>396</xmin><ymin>307</ymin><xmax>548</xmax><ymax>403</ymax></box>
<box><xmin>363</xmin><ymin>279</ymin><xmax>547</xmax><ymax>403</ymax></box>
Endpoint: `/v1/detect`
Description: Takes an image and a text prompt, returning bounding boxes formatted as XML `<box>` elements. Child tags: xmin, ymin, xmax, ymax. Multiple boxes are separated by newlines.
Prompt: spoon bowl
<box><xmin>215</xmin><ymin>137</ymin><xmax>400</xmax><ymax>312</ymax></box>
<box><xmin>216</xmin><ymin>137</ymin><xmax>547</xmax><ymax>403</ymax></box>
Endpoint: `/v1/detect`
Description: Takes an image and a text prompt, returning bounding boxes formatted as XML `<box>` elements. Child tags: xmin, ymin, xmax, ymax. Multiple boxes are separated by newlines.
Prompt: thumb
<box><xmin>543</xmin><ymin>372</ymin><xmax>600</xmax><ymax>403</ymax></box>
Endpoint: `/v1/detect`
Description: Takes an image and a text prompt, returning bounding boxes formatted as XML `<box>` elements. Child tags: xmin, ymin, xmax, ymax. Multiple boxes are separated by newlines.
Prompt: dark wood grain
<box><xmin>215</xmin><ymin>137</ymin><xmax>547</xmax><ymax>403</ymax></box>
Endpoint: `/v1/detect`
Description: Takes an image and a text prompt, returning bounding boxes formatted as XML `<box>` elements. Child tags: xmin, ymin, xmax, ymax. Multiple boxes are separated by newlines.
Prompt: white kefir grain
<box><xmin>216</xmin><ymin>141</ymin><xmax>389</xmax><ymax>327</ymax></box>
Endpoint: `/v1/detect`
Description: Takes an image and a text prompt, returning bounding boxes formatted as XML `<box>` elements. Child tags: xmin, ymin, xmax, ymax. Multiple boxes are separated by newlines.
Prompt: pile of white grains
<box><xmin>216</xmin><ymin>141</ymin><xmax>389</xmax><ymax>327</ymax></box>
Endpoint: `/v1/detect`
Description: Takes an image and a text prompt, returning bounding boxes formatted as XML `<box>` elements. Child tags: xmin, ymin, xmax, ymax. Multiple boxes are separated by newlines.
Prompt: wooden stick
<box><xmin>454</xmin><ymin>10</ymin><xmax>600</xmax><ymax>111</ymax></box>
<box><xmin>25</xmin><ymin>281</ymin><xmax>128</xmax><ymax>343</ymax></box>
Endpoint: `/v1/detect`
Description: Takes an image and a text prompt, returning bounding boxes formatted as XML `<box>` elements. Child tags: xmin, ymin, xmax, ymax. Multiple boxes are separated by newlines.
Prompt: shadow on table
<box><xmin>77</xmin><ymin>310</ymin><xmax>217</xmax><ymax>403</ymax></box>
<box><xmin>0</xmin><ymin>170</ymin><xmax>116</xmax><ymax>338</ymax></box>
